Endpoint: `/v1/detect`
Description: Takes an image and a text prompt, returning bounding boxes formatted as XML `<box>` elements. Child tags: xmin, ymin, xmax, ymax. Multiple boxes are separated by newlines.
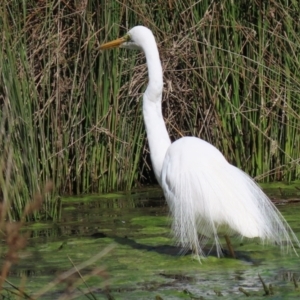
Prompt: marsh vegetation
<box><xmin>0</xmin><ymin>0</ymin><xmax>300</xmax><ymax>298</ymax></box>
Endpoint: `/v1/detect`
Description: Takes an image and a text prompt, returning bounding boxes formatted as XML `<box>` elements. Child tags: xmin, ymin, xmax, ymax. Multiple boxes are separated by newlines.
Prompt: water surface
<box><xmin>5</xmin><ymin>187</ymin><xmax>300</xmax><ymax>299</ymax></box>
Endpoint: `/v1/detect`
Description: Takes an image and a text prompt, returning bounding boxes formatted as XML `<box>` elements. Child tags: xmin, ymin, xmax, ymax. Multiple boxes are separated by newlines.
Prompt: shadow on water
<box><xmin>3</xmin><ymin>186</ymin><xmax>300</xmax><ymax>299</ymax></box>
<box><xmin>112</xmin><ymin>235</ymin><xmax>258</xmax><ymax>264</ymax></box>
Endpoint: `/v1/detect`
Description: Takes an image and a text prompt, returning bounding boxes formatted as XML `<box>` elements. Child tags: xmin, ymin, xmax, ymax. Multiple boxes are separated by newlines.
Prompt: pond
<box><xmin>4</xmin><ymin>186</ymin><xmax>300</xmax><ymax>299</ymax></box>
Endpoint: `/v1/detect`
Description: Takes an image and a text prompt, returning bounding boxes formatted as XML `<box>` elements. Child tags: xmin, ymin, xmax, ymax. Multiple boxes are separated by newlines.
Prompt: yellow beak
<box><xmin>100</xmin><ymin>37</ymin><xmax>127</xmax><ymax>50</ymax></box>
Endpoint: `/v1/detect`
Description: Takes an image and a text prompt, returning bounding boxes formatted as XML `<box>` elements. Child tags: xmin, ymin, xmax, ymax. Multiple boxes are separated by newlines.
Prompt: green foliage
<box><xmin>1</xmin><ymin>0</ymin><xmax>300</xmax><ymax>219</ymax></box>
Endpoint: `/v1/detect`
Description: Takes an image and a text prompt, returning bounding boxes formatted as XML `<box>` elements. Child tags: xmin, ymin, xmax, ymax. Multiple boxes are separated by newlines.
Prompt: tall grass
<box><xmin>1</xmin><ymin>0</ymin><xmax>300</xmax><ymax>219</ymax></box>
<box><xmin>150</xmin><ymin>0</ymin><xmax>300</xmax><ymax>181</ymax></box>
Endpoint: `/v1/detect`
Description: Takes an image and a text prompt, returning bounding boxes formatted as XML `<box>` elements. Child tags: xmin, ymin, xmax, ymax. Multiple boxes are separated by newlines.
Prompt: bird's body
<box><xmin>100</xmin><ymin>26</ymin><xmax>300</xmax><ymax>257</ymax></box>
<box><xmin>162</xmin><ymin>136</ymin><xmax>296</xmax><ymax>256</ymax></box>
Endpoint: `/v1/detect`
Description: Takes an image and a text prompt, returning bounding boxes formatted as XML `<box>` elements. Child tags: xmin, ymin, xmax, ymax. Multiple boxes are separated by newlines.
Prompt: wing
<box><xmin>161</xmin><ymin>136</ymin><xmax>299</xmax><ymax>257</ymax></box>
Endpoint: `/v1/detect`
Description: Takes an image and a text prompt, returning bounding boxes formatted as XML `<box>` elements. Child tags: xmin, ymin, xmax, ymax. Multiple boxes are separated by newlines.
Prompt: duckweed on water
<box><xmin>2</xmin><ymin>187</ymin><xmax>300</xmax><ymax>299</ymax></box>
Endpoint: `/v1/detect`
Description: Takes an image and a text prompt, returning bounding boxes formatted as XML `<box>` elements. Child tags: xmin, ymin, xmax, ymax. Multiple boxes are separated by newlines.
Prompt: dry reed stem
<box><xmin>33</xmin><ymin>244</ymin><xmax>115</xmax><ymax>299</ymax></box>
<box><xmin>0</xmin><ymin>182</ymin><xmax>53</xmax><ymax>292</ymax></box>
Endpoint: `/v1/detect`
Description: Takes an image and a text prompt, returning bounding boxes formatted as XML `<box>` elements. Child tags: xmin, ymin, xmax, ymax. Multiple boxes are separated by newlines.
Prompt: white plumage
<box><xmin>162</xmin><ymin>137</ymin><xmax>298</xmax><ymax>256</ymax></box>
<box><xmin>101</xmin><ymin>26</ymin><xmax>300</xmax><ymax>258</ymax></box>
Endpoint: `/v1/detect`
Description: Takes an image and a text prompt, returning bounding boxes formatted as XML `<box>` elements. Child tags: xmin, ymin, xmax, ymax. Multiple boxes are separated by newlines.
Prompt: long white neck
<box><xmin>141</xmin><ymin>38</ymin><xmax>171</xmax><ymax>185</ymax></box>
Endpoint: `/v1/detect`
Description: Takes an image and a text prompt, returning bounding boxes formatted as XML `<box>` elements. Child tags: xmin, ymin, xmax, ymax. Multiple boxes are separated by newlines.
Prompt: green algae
<box><xmin>2</xmin><ymin>185</ymin><xmax>300</xmax><ymax>299</ymax></box>
<box><xmin>260</xmin><ymin>181</ymin><xmax>300</xmax><ymax>200</ymax></box>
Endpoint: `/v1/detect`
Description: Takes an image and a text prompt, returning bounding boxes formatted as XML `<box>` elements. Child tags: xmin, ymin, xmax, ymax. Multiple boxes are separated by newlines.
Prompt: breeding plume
<box><xmin>100</xmin><ymin>26</ymin><xmax>299</xmax><ymax>258</ymax></box>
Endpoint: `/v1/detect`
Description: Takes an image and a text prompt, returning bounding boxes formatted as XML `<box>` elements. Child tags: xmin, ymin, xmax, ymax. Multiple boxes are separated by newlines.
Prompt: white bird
<box><xmin>100</xmin><ymin>26</ymin><xmax>300</xmax><ymax>258</ymax></box>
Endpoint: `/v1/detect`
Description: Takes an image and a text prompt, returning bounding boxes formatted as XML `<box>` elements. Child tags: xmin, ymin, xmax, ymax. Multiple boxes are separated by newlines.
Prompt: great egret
<box><xmin>100</xmin><ymin>26</ymin><xmax>300</xmax><ymax>258</ymax></box>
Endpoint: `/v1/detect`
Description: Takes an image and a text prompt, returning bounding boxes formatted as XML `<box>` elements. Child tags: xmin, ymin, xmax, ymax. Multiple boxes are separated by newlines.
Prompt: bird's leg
<box><xmin>191</xmin><ymin>242</ymin><xmax>199</xmax><ymax>256</ymax></box>
<box><xmin>224</xmin><ymin>234</ymin><xmax>236</xmax><ymax>259</ymax></box>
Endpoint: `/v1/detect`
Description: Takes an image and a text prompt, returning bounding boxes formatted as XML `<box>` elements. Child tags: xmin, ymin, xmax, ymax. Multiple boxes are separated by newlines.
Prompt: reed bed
<box><xmin>0</xmin><ymin>0</ymin><xmax>300</xmax><ymax>219</ymax></box>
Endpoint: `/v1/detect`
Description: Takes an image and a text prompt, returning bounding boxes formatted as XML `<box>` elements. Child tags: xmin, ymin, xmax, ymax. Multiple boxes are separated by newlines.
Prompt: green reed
<box><xmin>1</xmin><ymin>0</ymin><xmax>300</xmax><ymax>220</ymax></box>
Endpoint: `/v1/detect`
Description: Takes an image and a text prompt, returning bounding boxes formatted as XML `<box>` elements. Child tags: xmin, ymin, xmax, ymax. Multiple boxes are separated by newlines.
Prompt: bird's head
<box><xmin>100</xmin><ymin>26</ymin><xmax>154</xmax><ymax>51</ymax></box>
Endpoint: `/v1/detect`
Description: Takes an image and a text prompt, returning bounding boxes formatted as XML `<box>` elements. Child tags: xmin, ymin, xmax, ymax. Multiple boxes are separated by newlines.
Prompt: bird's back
<box><xmin>161</xmin><ymin>136</ymin><xmax>299</xmax><ymax>256</ymax></box>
